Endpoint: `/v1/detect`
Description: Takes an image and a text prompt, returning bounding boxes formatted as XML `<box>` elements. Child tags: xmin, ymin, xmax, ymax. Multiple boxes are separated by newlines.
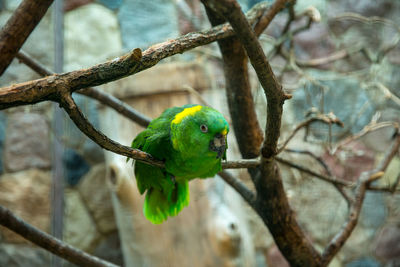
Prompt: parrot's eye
<box><xmin>200</xmin><ymin>124</ymin><xmax>208</xmax><ymax>133</ymax></box>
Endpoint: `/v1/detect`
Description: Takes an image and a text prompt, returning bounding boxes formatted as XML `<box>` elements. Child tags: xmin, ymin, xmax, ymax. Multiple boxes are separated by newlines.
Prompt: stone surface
<box><xmin>64</xmin><ymin>189</ymin><xmax>101</xmax><ymax>252</ymax></box>
<box><xmin>374</xmin><ymin>225</ymin><xmax>400</xmax><ymax>261</ymax></box>
<box><xmin>323</xmin><ymin>141</ymin><xmax>376</xmax><ymax>182</ymax></box>
<box><xmin>290</xmin><ymin>71</ymin><xmax>375</xmax><ymax>140</ymax></box>
<box><xmin>0</xmin><ymin>169</ymin><xmax>51</xmax><ymax>243</ymax></box>
<box><xmin>360</xmin><ymin>192</ymin><xmax>386</xmax><ymax>229</ymax></box>
<box><xmin>101</xmin><ymin>62</ymin><xmax>211</xmax><ymax>99</ymax></box>
<box><xmin>98</xmin><ymin>0</ymin><xmax>123</xmax><ymax>10</ymax></box>
<box><xmin>345</xmin><ymin>258</ymin><xmax>381</xmax><ymax>267</ymax></box>
<box><xmin>64</xmin><ymin>3</ymin><xmax>122</xmax><ymax>71</ymax></box>
<box><xmin>4</xmin><ymin>112</ymin><xmax>51</xmax><ymax>172</ymax></box>
<box><xmin>78</xmin><ymin>164</ymin><xmax>116</xmax><ymax>235</ymax></box>
<box><xmin>294</xmin><ymin>23</ymin><xmax>335</xmax><ymax>62</ymax></box>
<box><xmin>0</xmin><ymin>243</ymin><xmax>50</xmax><ymax>267</ymax></box>
<box><xmin>118</xmin><ymin>0</ymin><xmax>178</xmax><ymax>49</ymax></box>
<box><xmin>63</xmin><ymin>148</ymin><xmax>90</xmax><ymax>187</ymax></box>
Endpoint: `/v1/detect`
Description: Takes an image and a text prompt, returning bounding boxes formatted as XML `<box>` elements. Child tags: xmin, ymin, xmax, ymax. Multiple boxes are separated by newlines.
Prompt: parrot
<box><xmin>130</xmin><ymin>104</ymin><xmax>229</xmax><ymax>224</ymax></box>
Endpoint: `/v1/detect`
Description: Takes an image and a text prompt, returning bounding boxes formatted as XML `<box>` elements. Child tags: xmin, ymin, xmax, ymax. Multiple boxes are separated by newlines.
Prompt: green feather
<box><xmin>130</xmin><ymin>104</ymin><xmax>229</xmax><ymax>224</ymax></box>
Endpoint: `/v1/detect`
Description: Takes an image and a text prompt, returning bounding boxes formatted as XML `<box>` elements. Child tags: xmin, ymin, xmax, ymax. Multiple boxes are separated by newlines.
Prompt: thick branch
<box><xmin>203</xmin><ymin>0</ymin><xmax>321</xmax><ymax>266</ymax></box>
<box><xmin>0</xmin><ymin>0</ymin><xmax>54</xmax><ymax>75</ymax></box>
<box><xmin>0</xmin><ymin>2</ymin><xmax>273</xmax><ymax>109</ymax></box>
<box><xmin>204</xmin><ymin>5</ymin><xmax>263</xmax><ymax>159</ymax></box>
<box><xmin>203</xmin><ymin>0</ymin><xmax>291</xmax><ymax>158</ymax></box>
<box><xmin>0</xmin><ymin>205</ymin><xmax>118</xmax><ymax>267</ymax></box>
<box><xmin>16</xmin><ymin>50</ymin><xmax>152</xmax><ymax>127</ymax></box>
<box><xmin>321</xmin><ymin>132</ymin><xmax>400</xmax><ymax>265</ymax></box>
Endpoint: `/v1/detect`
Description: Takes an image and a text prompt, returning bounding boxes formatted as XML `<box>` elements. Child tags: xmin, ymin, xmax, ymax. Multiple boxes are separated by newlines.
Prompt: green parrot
<box><xmin>130</xmin><ymin>104</ymin><xmax>229</xmax><ymax>224</ymax></box>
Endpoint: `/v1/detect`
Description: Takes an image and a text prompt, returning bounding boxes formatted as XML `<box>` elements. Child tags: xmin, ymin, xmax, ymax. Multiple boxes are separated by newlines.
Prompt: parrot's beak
<box><xmin>210</xmin><ymin>133</ymin><xmax>227</xmax><ymax>159</ymax></box>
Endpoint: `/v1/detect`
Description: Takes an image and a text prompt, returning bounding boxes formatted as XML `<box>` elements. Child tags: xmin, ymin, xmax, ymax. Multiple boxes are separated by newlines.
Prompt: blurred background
<box><xmin>0</xmin><ymin>0</ymin><xmax>399</xmax><ymax>266</ymax></box>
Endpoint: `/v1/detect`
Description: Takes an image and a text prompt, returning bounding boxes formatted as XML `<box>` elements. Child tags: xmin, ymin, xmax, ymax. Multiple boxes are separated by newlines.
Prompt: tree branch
<box><xmin>57</xmin><ymin>91</ymin><xmax>163</xmax><ymax>167</ymax></box>
<box><xmin>277</xmin><ymin>113</ymin><xmax>344</xmax><ymax>154</ymax></box>
<box><xmin>202</xmin><ymin>0</ymin><xmax>322</xmax><ymax>266</ymax></box>
<box><xmin>202</xmin><ymin>0</ymin><xmax>291</xmax><ymax>158</ymax></box>
<box><xmin>0</xmin><ymin>2</ymin><xmax>273</xmax><ymax>109</ymax></box>
<box><xmin>0</xmin><ymin>0</ymin><xmax>54</xmax><ymax>75</ymax></box>
<box><xmin>203</xmin><ymin>4</ymin><xmax>264</xmax><ymax>160</ymax></box>
<box><xmin>0</xmin><ymin>205</ymin><xmax>118</xmax><ymax>267</ymax></box>
<box><xmin>16</xmin><ymin>50</ymin><xmax>152</xmax><ymax>127</ymax></box>
<box><xmin>218</xmin><ymin>170</ymin><xmax>256</xmax><ymax>208</ymax></box>
<box><xmin>321</xmin><ymin>131</ymin><xmax>400</xmax><ymax>265</ymax></box>
<box><xmin>254</xmin><ymin>0</ymin><xmax>290</xmax><ymax>36</ymax></box>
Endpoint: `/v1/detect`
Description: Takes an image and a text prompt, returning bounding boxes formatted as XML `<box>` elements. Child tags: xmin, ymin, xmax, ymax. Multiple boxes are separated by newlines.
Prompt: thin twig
<box><xmin>284</xmin><ymin>148</ymin><xmax>353</xmax><ymax>205</ymax></box>
<box><xmin>333</xmin><ymin>121</ymin><xmax>399</xmax><ymax>154</ymax></box>
<box><xmin>276</xmin><ymin>156</ymin><xmax>351</xmax><ymax>187</ymax></box>
<box><xmin>321</xmin><ymin>132</ymin><xmax>400</xmax><ymax>265</ymax></box>
<box><xmin>0</xmin><ymin>205</ymin><xmax>118</xmax><ymax>267</ymax></box>
<box><xmin>277</xmin><ymin>113</ymin><xmax>344</xmax><ymax>154</ymax></box>
<box><xmin>218</xmin><ymin>170</ymin><xmax>256</xmax><ymax>207</ymax></box>
<box><xmin>254</xmin><ymin>0</ymin><xmax>290</xmax><ymax>36</ymax></box>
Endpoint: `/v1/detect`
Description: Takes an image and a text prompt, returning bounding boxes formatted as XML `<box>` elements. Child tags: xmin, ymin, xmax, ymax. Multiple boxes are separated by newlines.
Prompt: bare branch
<box><xmin>0</xmin><ymin>0</ymin><xmax>54</xmax><ymax>75</ymax></box>
<box><xmin>333</xmin><ymin>121</ymin><xmax>399</xmax><ymax>154</ymax></box>
<box><xmin>58</xmin><ymin>92</ymin><xmax>163</xmax><ymax>167</ymax></box>
<box><xmin>254</xmin><ymin>0</ymin><xmax>290</xmax><ymax>36</ymax></box>
<box><xmin>321</xmin><ymin>131</ymin><xmax>400</xmax><ymax>265</ymax></box>
<box><xmin>203</xmin><ymin>3</ymin><xmax>264</xmax><ymax>159</ymax></box>
<box><xmin>202</xmin><ymin>0</ymin><xmax>322</xmax><ymax>265</ymax></box>
<box><xmin>203</xmin><ymin>0</ymin><xmax>291</xmax><ymax>158</ymax></box>
<box><xmin>277</xmin><ymin>113</ymin><xmax>344</xmax><ymax>154</ymax></box>
<box><xmin>0</xmin><ymin>205</ymin><xmax>118</xmax><ymax>267</ymax></box>
<box><xmin>218</xmin><ymin>170</ymin><xmax>256</xmax><ymax>207</ymax></box>
<box><xmin>222</xmin><ymin>159</ymin><xmax>260</xmax><ymax>169</ymax></box>
<box><xmin>16</xmin><ymin>50</ymin><xmax>152</xmax><ymax>127</ymax></box>
<box><xmin>276</xmin><ymin>156</ymin><xmax>351</xmax><ymax>187</ymax></box>
<box><xmin>0</xmin><ymin>2</ymin><xmax>273</xmax><ymax>109</ymax></box>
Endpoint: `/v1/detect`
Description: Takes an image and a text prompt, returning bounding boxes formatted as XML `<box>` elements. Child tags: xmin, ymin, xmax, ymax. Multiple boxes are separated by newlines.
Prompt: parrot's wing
<box><xmin>131</xmin><ymin>128</ymin><xmax>173</xmax><ymax>194</ymax></box>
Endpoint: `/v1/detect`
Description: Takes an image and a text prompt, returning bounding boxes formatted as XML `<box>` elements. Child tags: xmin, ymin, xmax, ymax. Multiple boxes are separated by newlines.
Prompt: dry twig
<box><xmin>277</xmin><ymin>113</ymin><xmax>344</xmax><ymax>154</ymax></box>
<box><xmin>321</xmin><ymin>131</ymin><xmax>400</xmax><ymax>265</ymax></box>
<box><xmin>218</xmin><ymin>170</ymin><xmax>256</xmax><ymax>207</ymax></box>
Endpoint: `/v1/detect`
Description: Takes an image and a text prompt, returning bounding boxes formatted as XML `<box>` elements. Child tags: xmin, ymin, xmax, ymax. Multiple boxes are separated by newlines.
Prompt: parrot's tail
<box><xmin>143</xmin><ymin>181</ymin><xmax>190</xmax><ymax>224</ymax></box>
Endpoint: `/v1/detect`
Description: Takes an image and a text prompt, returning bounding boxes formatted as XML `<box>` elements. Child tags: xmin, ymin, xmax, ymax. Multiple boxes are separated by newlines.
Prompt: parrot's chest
<box><xmin>165</xmin><ymin>152</ymin><xmax>221</xmax><ymax>180</ymax></box>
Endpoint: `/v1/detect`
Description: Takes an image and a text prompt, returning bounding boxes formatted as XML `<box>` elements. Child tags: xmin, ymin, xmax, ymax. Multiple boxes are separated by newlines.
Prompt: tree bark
<box><xmin>0</xmin><ymin>0</ymin><xmax>54</xmax><ymax>75</ymax></box>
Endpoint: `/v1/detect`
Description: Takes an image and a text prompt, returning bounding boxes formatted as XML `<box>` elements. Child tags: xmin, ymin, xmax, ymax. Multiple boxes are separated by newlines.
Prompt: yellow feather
<box><xmin>172</xmin><ymin>105</ymin><xmax>202</xmax><ymax>125</ymax></box>
<box><xmin>221</xmin><ymin>128</ymin><xmax>228</xmax><ymax>136</ymax></box>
